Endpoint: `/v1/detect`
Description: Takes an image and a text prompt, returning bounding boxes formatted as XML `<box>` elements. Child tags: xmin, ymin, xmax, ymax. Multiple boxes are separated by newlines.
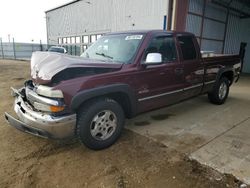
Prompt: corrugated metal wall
<box><xmin>186</xmin><ymin>14</ymin><xmax>202</xmax><ymax>37</ymax></box>
<box><xmin>186</xmin><ymin>0</ymin><xmax>250</xmax><ymax>73</ymax></box>
<box><xmin>239</xmin><ymin>18</ymin><xmax>250</xmax><ymax>73</ymax></box>
<box><xmin>111</xmin><ymin>0</ymin><xmax>167</xmax><ymax>31</ymax></box>
<box><xmin>46</xmin><ymin>0</ymin><xmax>113</xmax><ymax>44</ymax></box>
<box><xmin>224</xmin><ymin>14</ymin><xmax>241</xmax><ymax>54</ymax></box>
<box><xmin>186</xmin><ymin>0</ymin><xmax>228</xmax><ymax>53</ymax></box>
<box><xmin>185</xmin><ymin>0</ymin><xmax>203</xmax><ymax>39</ymax></box>
<box><xmin>46</xmin><ymin>0</ymin><xmax>168</xmax><ymax>45</ymax></box>
<box><xmin>188</xmin><ymin>0</ymin><xmax>203</xmax><ymax>14</ymax></box>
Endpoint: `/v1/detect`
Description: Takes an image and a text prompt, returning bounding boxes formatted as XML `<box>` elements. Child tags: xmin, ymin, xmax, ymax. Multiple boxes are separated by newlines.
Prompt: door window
<box><xmin>178</xmin><ymin>36</ymin><xmax>197</xmax><ymax>60</ymax></box>
<box><xmin>144</xmin><ymin>36</ymin><xmax>177</xmax><ymax>62</ymax></box>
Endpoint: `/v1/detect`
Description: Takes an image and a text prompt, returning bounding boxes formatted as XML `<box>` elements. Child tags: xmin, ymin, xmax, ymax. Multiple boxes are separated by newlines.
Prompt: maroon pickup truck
<box><xmin>5</xmin><ymin>30</ymin><xmax>241</xmax><ymax>150</ymax></box>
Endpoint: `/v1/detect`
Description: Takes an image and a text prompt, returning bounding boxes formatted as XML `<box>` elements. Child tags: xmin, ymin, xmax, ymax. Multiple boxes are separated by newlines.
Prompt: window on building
<box><xmin>144</xmin><ymin>36</ymin><xmax>177</xmax><ymax>62</ymax></box>
<box><xmin>71</xmin><ymin>37</ymin><xmax>76</xmax><ymax>44</ymax></box>
<box><xmin>76</xmin><ymin>36</ymin><xmax>81</xmax><ymax>43</ymax></box>
<box><xmin>83</xmin><ymin>35</ymin><xmax>89</xmax><ymax>44</ymax></box>
<box><xmin>63</xmin><ymin>38</ymin><xmax>67</xmax><ymax>44</ymax></box>
<box><xmin>58</xmin><ymin>38</ymin><xmax>62</xmax><ymax>44</ymax></box>
<box><xmin>178</xmin><ymin>36</ymin><xmax>197</xmax><ymax>60</ymax></box>
<box><xmin>90</xmin><ymin>35</ymin><xmax>97</xmax><ymax>43</ymax></box>
<box><xmin>67</xmin><ymin>37</ymin><xmax>71</xmax><ymax>44</ymax></box>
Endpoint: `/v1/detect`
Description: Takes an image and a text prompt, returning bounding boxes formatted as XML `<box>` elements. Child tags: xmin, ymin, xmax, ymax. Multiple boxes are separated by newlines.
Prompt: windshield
<box><xmin>81</xmin><ymin>34</ymin><xmax>144</xmax><ymax>63</ymax></box>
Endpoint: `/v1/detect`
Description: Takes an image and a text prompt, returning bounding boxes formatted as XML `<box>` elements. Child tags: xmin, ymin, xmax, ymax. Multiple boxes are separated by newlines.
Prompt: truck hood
<box><xmin>31</xmin><ymin>51</ymin><xmax>123</xmax><ymax>84</ymax></box>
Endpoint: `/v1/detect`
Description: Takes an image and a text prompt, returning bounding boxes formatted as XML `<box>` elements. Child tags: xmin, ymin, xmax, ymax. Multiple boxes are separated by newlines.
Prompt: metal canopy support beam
<box><xmin>188</xmin><ymin>11</ymin><xmax>226</xmax><ymax>24</ymax></box>
<box><xmin>173</xmin><ymin>0</ymin><xmax>189</xmax><ymax>31</ymax></box>
<box><xmin>211</xmin><ymin>0</ymin><xmax>250</xmax><ymax>19</ymax></box>
<box><xmin>222</xmin><ymin>8</ymin><xmax>229</xmax><ymax>53</ymax></box>
<box><xmin>167</xmin><ymin>0</ymin><xmax>173</xmax><ymax>30</ymax></box>
<box><xmin>199</xmin><ymin>0</ymin><xmax>207</xmax><ymax>47</ymax></box>
<box><xmin>187</xmin><ymin>0</ymin><xmax>230</xmax><ymax>53</ymax></box>
<box><xmin>222</xmin><ymin>0</ymin><xmax>233</xmax><ymax>53</ymax></box>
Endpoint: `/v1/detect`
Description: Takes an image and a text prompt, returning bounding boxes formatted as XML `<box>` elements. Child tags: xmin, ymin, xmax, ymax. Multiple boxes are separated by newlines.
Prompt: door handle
<box><xmin>175</xmin><ymin>68</ymin><xmax>184</xmax><ymax>75</ymax></box>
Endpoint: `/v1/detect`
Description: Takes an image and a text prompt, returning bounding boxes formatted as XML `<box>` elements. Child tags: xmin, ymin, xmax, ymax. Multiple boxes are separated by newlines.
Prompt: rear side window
<box><xmin>178</xmin><ymin>36</ymin><xmax>197</xmax><ymax>60</ymax></box>
<box><xmin>144</xmin><ymin>36</ymin><xmax>177</xmax><ymax>62</ymax></box>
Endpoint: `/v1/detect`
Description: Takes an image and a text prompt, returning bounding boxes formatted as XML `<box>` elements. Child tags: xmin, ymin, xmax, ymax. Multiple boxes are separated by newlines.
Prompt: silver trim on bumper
<box><xmin>6</xmin><ymin>95</ymin><xmax>76</xmax><ymax>139</ymax></box>
<box><xmin>5</xmin><ymin>112</ymin><xmax>51</xmax><ymax>138</ymax></box>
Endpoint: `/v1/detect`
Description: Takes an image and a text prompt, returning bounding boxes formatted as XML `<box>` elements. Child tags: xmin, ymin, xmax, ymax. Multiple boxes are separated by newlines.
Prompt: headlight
<box><xmin>34</xmin><ymin>102</ymin><xmax>65</xmax><ymax>112</ymax></box>
<box><xmin>36</xmin><ymin>85</ymin><xmax>63</xmax><ymax>98</ymax></box>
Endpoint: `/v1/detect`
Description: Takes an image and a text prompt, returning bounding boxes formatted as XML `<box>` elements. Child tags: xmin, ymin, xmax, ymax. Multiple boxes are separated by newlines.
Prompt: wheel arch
<box><xmin>70</xmin><ymin>84</ymin><xmax>137</xmax><ymax>118</ymax></box>
<box><xmin>216</xmin><ymin>67</ymin><xmax>234</xmax><ymax>86</ymax></box>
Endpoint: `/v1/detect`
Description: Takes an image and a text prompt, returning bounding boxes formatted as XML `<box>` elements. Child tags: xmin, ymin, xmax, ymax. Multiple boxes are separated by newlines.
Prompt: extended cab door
<box><xmin>176</xmin><ymin>35</ymin><xmax>204</xmax><ymax>99</ymax></box>
<box><xmin>135</xmin><ymin>34</ymin><xmax>185</xmax><ymax>112</ymax></box>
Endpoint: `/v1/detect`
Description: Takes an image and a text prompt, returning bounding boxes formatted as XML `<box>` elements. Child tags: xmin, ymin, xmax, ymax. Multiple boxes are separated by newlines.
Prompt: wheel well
<box><xmin>105</xmin><ymin>92</ymin><xmax>132</xmax><ymax>118</ymax></box>
<box><xmin>221</xmin><ymin>71</ymin><xmax>234</xmax><ymax>85</ymax></box>
<box><xmin>76</xmin><ymin>92</ymin><xmax>133</xmax><ymax>118</ymax></box>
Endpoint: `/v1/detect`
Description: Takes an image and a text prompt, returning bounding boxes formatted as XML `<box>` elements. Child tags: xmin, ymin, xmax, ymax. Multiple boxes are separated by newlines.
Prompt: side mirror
<box><xmin>144</xmin><ymin>53</ymin><xmax>162</xmax><ymax>65</ymax></box>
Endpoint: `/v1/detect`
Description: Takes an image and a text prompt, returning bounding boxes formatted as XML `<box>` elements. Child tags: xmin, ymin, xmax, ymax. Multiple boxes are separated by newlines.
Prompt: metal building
<box><xmin>45</xmin><ymin>0</ymin><xmax>169</xmax><ymax>54</ymax></box>
<box><xmin>45</xmin><ymin>0</ymin><xmax>250</xmax><ymax>73</ymax></box>
<box><xmin>185</xmin><ymin>0</ymin><xmax>250</xmax><ymax>73</ymax></box>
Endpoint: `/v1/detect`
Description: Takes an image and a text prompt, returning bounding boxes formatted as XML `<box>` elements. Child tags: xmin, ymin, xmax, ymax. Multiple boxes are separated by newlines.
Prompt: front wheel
<box><xmin>208</xmin><ymin>77</ymin><xmax>229</xmax><ymax>105</ymax></box>
<box><xmin>77</xmin><ymin>98</ymin><xmax>125</xmax><ymax>150</ymax></box>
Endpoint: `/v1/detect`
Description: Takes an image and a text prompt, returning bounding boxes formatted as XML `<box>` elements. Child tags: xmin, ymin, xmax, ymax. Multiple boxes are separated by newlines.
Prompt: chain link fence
<box><xmin>0</xmin><ymin>39</ymin><xmax>81</xmax><ymax>60</ymax></box>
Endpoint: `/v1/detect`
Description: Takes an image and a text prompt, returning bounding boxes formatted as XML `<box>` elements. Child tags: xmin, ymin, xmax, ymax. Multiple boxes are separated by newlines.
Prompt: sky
<box><xmin>0</xmin><ymin>0</ymin><xmax>70</xmax><ymax>44</ymax></box>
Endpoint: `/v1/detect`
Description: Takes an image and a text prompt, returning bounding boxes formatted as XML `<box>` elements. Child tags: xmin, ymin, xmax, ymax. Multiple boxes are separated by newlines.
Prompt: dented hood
<box><xmin>31</xmin><ymin>51</ymin><xmax>123</xmax><ymax>84</ymax></box>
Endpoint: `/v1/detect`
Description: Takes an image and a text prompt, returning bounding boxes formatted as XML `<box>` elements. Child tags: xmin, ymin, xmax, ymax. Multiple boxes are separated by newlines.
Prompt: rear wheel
<box><xmin>208</xmin><ymin>77</ymin><xmax>229</xmax><ymax>105</ymax></box>
<box><xmin>77</xmin><ymin>98</ymin><xmax>125</xmax><ymax>150</ymax></box>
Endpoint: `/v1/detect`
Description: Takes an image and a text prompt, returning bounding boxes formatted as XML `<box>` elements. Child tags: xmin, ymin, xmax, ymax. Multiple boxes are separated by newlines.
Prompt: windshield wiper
<box><xmin>95</xmin><ymin>52</ymin><xmax>113</xmax><ymax>60</ymax></box>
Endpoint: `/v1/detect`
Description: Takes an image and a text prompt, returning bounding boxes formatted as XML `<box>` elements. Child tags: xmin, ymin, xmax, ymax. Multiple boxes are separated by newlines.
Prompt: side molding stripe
<box><xmin>138</xmin><ymin>80</ymin><xmax>215</xmax><ymax>102</ymax></box>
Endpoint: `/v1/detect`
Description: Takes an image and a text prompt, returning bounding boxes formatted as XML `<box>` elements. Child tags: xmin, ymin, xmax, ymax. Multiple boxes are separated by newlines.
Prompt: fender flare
<box><xmin>215</xmin><ymin>66</ymin><xmax>235</xmax><ymax>84</ymax></box>
<box><xmin>70</xmin><ymin>84</ymin><xmax>137</xmax><ymax>117</ymax></box>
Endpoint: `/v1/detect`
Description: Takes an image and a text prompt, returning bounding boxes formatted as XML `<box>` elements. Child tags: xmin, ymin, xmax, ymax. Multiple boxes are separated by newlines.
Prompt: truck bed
<box><xmin>202</xmin><ymin>54</ymin><xmax>240</xmax><ymax>66</ymax></box>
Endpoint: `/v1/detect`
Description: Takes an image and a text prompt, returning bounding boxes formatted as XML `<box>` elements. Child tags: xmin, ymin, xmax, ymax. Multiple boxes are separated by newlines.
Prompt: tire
<box><xmin>208</xmin><ymin>77</ymin><xmax>229</xmax><ymax>105</ymax></box>
<box><xmin>76</xmin><ymin>98</ymin><xmax>125</xmax><ymax>150</ymax></box>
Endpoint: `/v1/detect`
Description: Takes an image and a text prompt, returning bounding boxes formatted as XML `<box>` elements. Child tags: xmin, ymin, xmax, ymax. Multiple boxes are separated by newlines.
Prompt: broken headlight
<box><xmin>36</xmin><ymin>85</ymin><xmax>64</xmax><ymax>98</ymax></box>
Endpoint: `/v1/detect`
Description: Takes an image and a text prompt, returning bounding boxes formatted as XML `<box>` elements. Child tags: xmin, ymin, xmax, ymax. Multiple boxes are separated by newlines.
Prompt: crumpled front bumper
<box><xmin>5</xmin><ymin>90</ymin><xmax>76</xmax><ymax>139</ymax></box>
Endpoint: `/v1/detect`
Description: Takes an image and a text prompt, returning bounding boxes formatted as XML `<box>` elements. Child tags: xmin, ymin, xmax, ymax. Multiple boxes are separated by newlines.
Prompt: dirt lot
<box><xmin>0</xmin><ymin>59</ymin><xmax>242</xmax><ymax>188</ymax></box>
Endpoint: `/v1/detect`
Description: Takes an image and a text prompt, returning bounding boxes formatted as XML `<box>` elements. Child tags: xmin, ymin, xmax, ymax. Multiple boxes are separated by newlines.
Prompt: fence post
<box><xmin>12</xmin><ymin>38</ymin><xmax>16</xmax><ymax>59</ymax></box>
<box><xmin>31</xmin><ymin>43</ymin><xmax>34</xmax><ymax>53</ymax></box>
<box><xmin>0</xmin><ymin>38</ymin><xmax>4</xmax><ymax>59</ymax></box>
<box><xmin>40</xmin><ymin>40</ymin><xmax>43</xmax><ymax>51</ymax></box>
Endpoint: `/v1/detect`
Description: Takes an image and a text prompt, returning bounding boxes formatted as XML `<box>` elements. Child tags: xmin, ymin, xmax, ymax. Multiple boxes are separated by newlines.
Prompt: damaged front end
<box><xmin>5</xmin><ymin>51</ymin><xmax>122</xmax><ymax>139</ymax></box>
<box><xmin>30</xmin><ymin>51</ymin><xmax>123</xmax><ymax>85</ymax></box>
<box><xmin>5</xmin><ymin>80</ymin><xmax>76</xmax><ymax>139</ymax></box>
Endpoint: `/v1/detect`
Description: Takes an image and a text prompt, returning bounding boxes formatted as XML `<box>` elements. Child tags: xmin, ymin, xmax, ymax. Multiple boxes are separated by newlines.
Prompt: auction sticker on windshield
<box><xmin>125</xmin><ymin>35</ymin><xmax>143</xmax><ymax>40</ymax></box>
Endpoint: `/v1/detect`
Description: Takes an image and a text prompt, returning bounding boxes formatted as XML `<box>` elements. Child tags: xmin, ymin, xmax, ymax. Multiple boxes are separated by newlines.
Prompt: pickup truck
<box><xmin>5</xmin><ymin>30</ymin><xmax>241</xmax><ymax>150</ymax></box>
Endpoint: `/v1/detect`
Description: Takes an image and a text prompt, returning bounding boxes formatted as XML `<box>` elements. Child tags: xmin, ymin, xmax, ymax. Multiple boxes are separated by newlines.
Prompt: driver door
<box><xmin>133</xmin><ymin>34</ymin><xmax>185</xmax><ymax>112</ymax></box>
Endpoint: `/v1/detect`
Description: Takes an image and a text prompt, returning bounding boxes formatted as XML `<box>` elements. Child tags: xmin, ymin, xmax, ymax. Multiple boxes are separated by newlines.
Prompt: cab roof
<box><xmin>105</xmin><ymin>30</ymin><xmax>195</xmax><ymax>37</ymax></box>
